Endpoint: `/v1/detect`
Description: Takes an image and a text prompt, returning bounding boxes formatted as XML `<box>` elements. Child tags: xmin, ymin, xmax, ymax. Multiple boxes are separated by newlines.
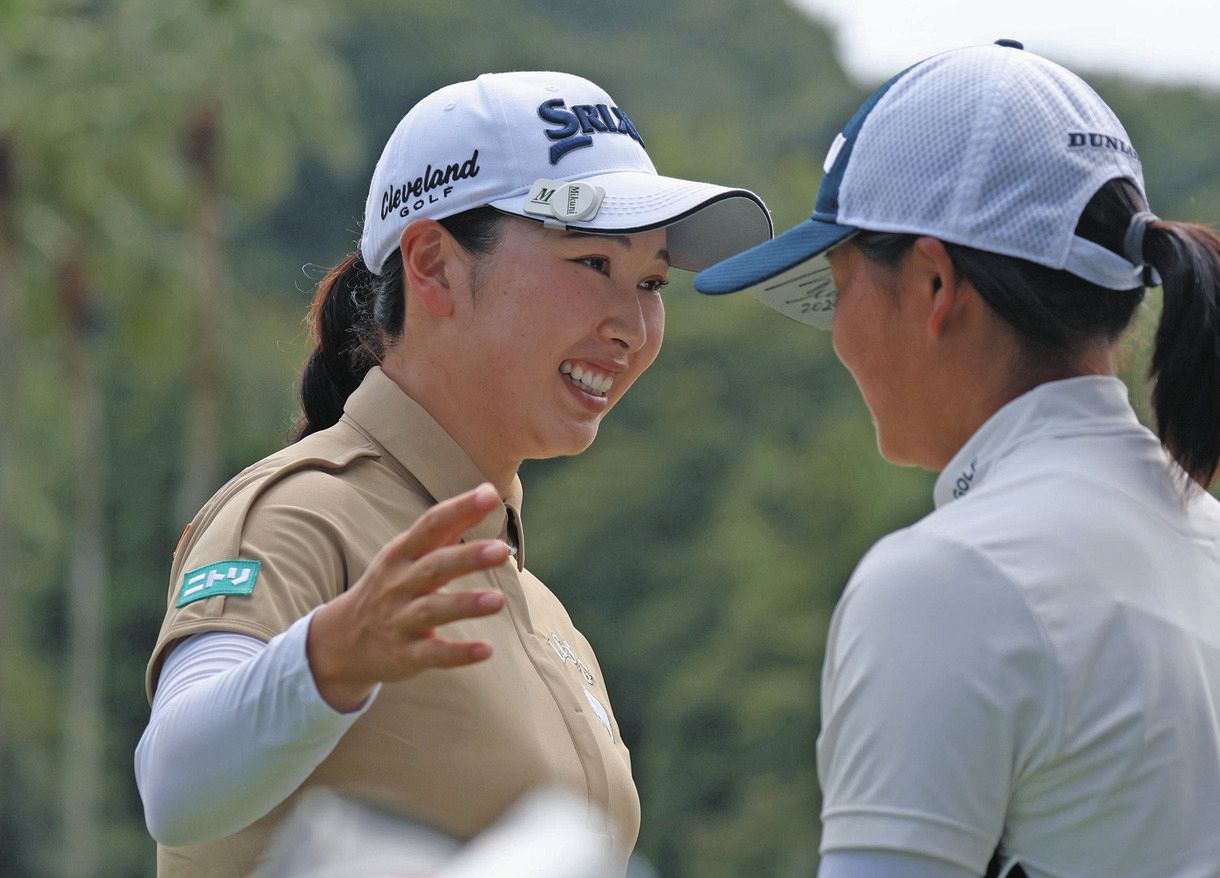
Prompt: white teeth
<box><xmin>559</xmin><ymin>360</ymin><xmax>615</xmax><ymax>396</ymax></box>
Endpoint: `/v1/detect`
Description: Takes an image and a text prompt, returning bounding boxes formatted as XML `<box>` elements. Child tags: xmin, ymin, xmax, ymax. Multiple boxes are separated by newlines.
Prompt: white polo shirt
<box><xmin>817</xmin><ymin>376</ymin><xmax>1220</xmax><ymax>876</ymax></box>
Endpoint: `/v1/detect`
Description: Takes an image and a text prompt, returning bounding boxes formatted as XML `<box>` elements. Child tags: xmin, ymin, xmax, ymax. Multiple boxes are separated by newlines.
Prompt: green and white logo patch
<box><xmin>177</xmin><ymin>560</ymin><xmax>260</xmax><ymax>608</ymax></box>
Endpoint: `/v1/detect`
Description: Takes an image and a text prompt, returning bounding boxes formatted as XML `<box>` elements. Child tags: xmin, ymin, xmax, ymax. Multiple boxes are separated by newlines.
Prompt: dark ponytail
<box><xmin>1143</xmin><ymin>220</ymin><xmax>1220</xmax><ymax>487</ymax></box>
<box><xmin>295</xmin><ymin>252</ymin><xmax>387</xmax><ymax>440</ymax></box>
<box><xmin>854</xmin><ymin>178</ymin><xmax>1220</xmax><ymax>487</ymax></box>
<box><xmin>293</xmin><ymin>206</ymin><xmax>505</xmax><ymax>440</ymax></box>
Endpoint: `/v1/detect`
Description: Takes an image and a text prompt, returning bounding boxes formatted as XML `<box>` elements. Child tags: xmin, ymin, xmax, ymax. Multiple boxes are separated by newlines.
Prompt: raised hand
<box><xmin>306</xmin><ymin>483</ymin><xmax>512</xmax><ymax>712</ymax></box>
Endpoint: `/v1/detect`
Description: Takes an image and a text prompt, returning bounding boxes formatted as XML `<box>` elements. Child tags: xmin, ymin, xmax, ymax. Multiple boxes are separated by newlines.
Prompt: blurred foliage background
<box><xmin>1</xmin><ymin>1</ymin><xmax>1217</xmax><ymax>875</ymax></box>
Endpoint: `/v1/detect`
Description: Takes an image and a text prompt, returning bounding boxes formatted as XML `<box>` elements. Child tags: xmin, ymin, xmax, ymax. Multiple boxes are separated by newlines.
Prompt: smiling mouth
<box><xmin>560</xmin><ymin>360</ymin><xmax>615</xmax><ymax>397</ymax></box>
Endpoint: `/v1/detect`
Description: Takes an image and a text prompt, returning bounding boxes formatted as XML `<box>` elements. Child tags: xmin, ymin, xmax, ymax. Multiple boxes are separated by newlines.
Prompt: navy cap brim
<box><xmin>694</xmin><ymin>217</ymin><xmax>856</xmax><ymax>329</ymax></box>
<box><xmin>694</xmin><ymin>216</ymin><xmax>855</xmax><ymax>295</ymax></box>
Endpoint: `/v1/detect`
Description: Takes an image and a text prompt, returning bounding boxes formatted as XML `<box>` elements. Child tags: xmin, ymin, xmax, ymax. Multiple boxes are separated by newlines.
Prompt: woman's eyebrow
<box><xmin>559</xmin><ymin>231</ymin><xmax>670</xmax><ymax>264</ymax></box>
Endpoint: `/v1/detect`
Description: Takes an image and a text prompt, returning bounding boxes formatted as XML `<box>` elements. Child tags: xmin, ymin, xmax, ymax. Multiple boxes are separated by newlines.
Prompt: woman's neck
<box><xmin>379</xmin><ymin>351</ymin><xmax>520</xmax><ymax>497</ymax></box>
<box><xmin>926</xmin><ymin>337</ymin><xmax>1120</xmax><ymax>472</ymax></box>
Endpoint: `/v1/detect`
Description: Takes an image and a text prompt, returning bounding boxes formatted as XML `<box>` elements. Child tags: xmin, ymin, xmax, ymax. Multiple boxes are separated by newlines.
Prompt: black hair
<box><xmin>294</xmin><ymin>206</ymin><xmax>504</xmax><ymax>440</ymax></box>
<box><xmin>852</xmin><ymin>178</ymin><xmax>1220</xmax><ymax>488</ymax></box>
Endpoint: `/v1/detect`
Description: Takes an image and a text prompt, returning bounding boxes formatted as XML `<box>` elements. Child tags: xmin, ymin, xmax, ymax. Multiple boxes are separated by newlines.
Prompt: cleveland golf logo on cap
<box><xmin>379</xmin><ymin>148</ymin><xmax>482</xmax><ymax>221</ymax></box>
<box><xmin>537</xmin><ymin>98</ymin><xmax>643</xmax><ymax>164</ymax></box>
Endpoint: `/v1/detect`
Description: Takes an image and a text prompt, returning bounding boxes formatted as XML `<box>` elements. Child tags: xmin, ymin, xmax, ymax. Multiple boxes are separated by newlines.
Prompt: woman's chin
<box><xmin>534</xmin><ymin>423</ymin><xmax>602</xmax><ymax>461</ymax></box>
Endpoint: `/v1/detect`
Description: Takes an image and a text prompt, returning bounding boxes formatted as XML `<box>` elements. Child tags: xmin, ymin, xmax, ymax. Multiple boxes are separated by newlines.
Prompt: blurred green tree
<box><xmin>92</xmin><ymin>0</ymin><xmax>362</xmax><ymax>523</ymax></box>
<box><xmin>0</xmin><ymin>6</ymin><xmax>124</xmax><ymax>873</ymax></box>
<box><xmin>0</xmin><ymin>2</ymin><xmax>1217</xmax><ymax>875</ymax></box>
<box><xmin>0</xmin><ymin>1</ymin><xmax>357</xmax><ymax>873</ymax></box>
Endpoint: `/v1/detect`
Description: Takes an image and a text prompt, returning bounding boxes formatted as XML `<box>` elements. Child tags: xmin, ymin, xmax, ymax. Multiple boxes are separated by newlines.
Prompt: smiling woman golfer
<box><xmin>697</xmin><ymin>42</ymin><xmax>1220</xmax><ymax>878</ymax></box>
<box><xmin>134</xmin><ymin>71</ymin><xmax>770</xmax><ymax>876</ymax></box>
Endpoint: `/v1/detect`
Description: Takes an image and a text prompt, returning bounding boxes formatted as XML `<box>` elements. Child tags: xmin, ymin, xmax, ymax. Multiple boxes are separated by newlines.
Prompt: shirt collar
<box><xmin>933</xmin><ymin>375</ymin><xmax>1139</xmax><ymax>509</ymax></box>
<box><xmin>343</xmin><ymin>367</ymin><xmax>526</xmax><ymax>570</ymax></box>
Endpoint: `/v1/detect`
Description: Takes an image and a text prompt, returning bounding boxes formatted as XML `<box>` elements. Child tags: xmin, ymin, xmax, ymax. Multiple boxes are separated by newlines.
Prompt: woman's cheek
<box><xmin>606</xmin><ymin>303</ymin><xmax>663</xmax><ymax>409</ymax></box>
<box><xmin>642</xmin><ymin>298</ymin><xmax>666</xmax><ymax>368</ymax></box>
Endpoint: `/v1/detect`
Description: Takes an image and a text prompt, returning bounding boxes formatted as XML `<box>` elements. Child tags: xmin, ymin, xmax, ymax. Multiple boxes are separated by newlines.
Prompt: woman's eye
<box><xmin>577</xmin><ymin>256</ymin><xmax>611</xmax><ymax>274</ymax></box>
<box><xmin>640</xmin><ymin>278</ymin><xmax>669</xmax><ymax>294</ymax></box>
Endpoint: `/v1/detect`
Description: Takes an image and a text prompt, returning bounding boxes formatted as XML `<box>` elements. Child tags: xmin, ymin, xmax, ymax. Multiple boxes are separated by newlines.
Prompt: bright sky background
<box><xmin>791</xmin><ymin>0</ymin><xmax>1220</xmax><ymax>88</ymax></box>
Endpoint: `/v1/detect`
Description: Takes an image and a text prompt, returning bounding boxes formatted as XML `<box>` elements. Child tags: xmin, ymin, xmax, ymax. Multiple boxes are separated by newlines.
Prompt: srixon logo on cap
<box><xmin>537</xmin><ymin>99</ymin><xmax>643</xmax><ymax>165</ymax></box>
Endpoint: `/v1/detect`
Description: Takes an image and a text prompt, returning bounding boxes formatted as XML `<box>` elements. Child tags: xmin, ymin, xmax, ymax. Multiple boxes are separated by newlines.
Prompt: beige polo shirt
<box><xmin>146</xmin><ymin>367</ymin><xmax>640</xmax><ymax>877</ymax></box>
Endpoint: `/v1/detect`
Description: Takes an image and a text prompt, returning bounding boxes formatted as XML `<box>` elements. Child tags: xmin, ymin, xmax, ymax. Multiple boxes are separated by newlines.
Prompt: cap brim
<box><xmin>489</xmin><ymin>170</ymin><xmax>772</xmax><ymax>272</ymax></box>
<box><xmin>693</xmin><ymin>217</ymin><xmax>856</xmax><ymax>329</ymax></box>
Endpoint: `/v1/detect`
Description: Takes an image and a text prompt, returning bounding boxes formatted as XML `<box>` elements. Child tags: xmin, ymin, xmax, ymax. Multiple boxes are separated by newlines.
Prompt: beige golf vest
<box><xmin>146</xmin><ymin>367</ymin><xmax>640</xmax><ymax>876</ymax></box>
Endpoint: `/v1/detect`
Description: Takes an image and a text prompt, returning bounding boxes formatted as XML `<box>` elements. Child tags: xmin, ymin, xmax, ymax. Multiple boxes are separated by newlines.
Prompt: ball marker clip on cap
<box><xmin>694</xmin><ymin>40</ymin><xmax>1152</xmax><ymax>329</ymax></box>
<box><xmin>523</xmin><ymin>179</ymin><xmax>606</xmax><ymax>227</ymax></box>
<box><xmin>359</xmin><ymin>71</ymin><xmax>772</xmax><ymax>275</ymax></box>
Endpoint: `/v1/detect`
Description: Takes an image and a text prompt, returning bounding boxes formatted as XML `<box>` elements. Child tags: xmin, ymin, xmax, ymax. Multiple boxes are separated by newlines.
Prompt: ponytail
<box><xmin>295</xmin><ymin>253</ymin><xmax>383</xmax><ymax>440</ymax></box>
<box><xmin>293</xmin><ymin>206</ymin><xmax>506</xmax><ymax>441</ymax></box>
<box><xmin>1143</xmin><ymin>221</ymin><xmax>1220</xmax><ymax>487</ymax></box>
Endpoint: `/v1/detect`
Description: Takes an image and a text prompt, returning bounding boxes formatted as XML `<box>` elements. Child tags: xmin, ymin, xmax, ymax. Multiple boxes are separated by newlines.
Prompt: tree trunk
<box><xmin>57</xmin><ymin>253</ymin><xmax>107</xmax><ymax>878</ymax></box>
<box><xmin>174</xmin><ymin>103</ymin><xmax>224</xmax><ymax>525</ymax></box>
<box><xmin>0</xmin><ymin>136</ymin><xmax>17</xmax><ymax>861</ymax></box>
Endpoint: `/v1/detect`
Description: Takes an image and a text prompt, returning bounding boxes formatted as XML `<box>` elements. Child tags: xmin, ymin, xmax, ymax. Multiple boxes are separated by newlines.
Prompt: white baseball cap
<box><xmin>360</xmin><ymin>71</ymin><xmax>772</xmax><ymax>274</ymax></box>
<box><xmin>694</xmin><ymin>41</ymin><xmax>1151</xmax><ymax>328</ymax></box>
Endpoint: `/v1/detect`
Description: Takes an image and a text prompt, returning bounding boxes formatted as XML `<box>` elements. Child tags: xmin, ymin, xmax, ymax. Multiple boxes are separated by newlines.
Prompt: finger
<box><xmin>401</xmin><ymin>588</ymin><xmax>505</xmax><ymax>632</ymax></box>
<box><xmin>409</xmin><ymin>637</ymin><xmax>495</xmax><ymax>670</ymax></box>
<box><xmin>393</xmin><ymin>540</ymin><xmax>512</xmax><ymax>599</ymax></box>
<box><xmin>387</xmin><ymin>483</ymin><xmax>502</xmax><ymax>563</ymax></box>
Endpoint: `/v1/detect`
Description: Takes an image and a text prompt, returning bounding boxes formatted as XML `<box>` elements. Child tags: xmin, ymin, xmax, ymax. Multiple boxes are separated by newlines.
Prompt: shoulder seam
<box><xmin>170</xmin><ymin>441</ymin><xmax>381</xmax><ymax>585</ymax></box>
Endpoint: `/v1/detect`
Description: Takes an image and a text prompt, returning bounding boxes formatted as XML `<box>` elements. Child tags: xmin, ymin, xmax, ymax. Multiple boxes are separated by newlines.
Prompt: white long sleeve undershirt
<box><xmin>137</xmin><ymin>626</ymin><xmax>995</xmax><ymax>875</ymax></box>
<box><xmin>817</xmin><ymin>850</ymin><xmax>981</xmax><ymax>878</ymax></box>
<box><xmin>134</xmin><ymin>610</ymin><xmax>380</xmax><ymax>847</ymax></box>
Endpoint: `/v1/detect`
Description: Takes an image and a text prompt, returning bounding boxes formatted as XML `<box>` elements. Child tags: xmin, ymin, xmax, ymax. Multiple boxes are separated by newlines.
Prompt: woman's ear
<box><xmin>911</xmin><ymin>236</ymin><xmax>964</xmax><ymax>338</ymax></box>
<box><xmin>399</xmin><ymin>220</ymin><xmax>457</xmax><ymax>318</ymax></box>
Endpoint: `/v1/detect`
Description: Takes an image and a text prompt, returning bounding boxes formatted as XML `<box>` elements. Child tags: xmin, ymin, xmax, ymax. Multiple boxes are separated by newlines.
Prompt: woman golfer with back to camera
<box><xmin>697</xmin><ymin>41</ymin><xmax>1220</xmax><ymax>878</ymax></box>
<box><xmin>134</xmin><ymin>71</ymin><xmax>770</xmax><ymax>876</ymax></box>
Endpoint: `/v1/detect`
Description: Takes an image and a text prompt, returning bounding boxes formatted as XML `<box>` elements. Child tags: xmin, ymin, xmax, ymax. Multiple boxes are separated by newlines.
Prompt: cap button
<box><xmin>994</xmin><ymin>38</ymin><xmax>1024</xmax><ymax>49</ymax></box>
